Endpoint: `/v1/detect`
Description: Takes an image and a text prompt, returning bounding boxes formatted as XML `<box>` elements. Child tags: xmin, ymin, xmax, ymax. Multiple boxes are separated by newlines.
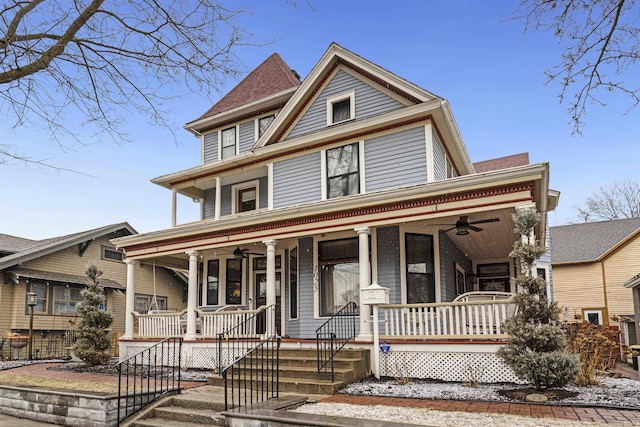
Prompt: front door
<box><xmin>255</xmin><ymin>272</ymin><xmax>281</xmax><ymax>335</ymax></box>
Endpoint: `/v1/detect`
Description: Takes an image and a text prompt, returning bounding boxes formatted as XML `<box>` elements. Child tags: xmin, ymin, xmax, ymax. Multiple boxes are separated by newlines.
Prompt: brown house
<box><xmin>550</xmin><ymin>218</ymin><xmax>640</xmax><ymax>345</ymax></box>
<box><xmin>0</xmin><ymin>223</ymin><xmax>186</xmax><ymax>358</ymax></box>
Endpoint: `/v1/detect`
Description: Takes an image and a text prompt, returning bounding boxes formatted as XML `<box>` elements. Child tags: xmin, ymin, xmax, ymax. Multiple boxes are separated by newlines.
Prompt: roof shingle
<box><xmin>473</xmin><ymin>153</ymin><xmax>529</xmax><ymax>173</ymax></box>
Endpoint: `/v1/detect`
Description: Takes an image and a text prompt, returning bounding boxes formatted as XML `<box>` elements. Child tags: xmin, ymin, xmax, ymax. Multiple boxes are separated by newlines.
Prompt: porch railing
<box><xmin>379</xmin><ymin>297</ymin><xmax>517</xmax><ymax>339</ymax></box>
<box><xmin>315</xmin><ymin>301</ymin><xmax>358</xmax><ymax>382</ymax></box>
<box><xmin>218</xmin><ymin>304</ymin><xmax>279</xmax><ymax>411</ymax></box>
<box><xmin>197</xmin><ymin>305</ymin><xmax>266</xmax><ymax>339</ymax></box>
<box><xmin>116</xmin><ymin>337</ymin><xmax>182</xmax><ymax>426</ymax></box>
<box><xmin>133</xmin><ymin>309</ymin><xmax>186</xmax><ymax>338</ymax></box>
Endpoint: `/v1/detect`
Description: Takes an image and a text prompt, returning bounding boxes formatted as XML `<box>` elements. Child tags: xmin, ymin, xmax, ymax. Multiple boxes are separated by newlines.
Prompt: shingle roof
<box><xmin>0</xmin><ymin>223</ymin><xmax>136</xmax><ymax>270</ymax></box>
<box><xmin>550</xmin><ymin>217</ymin><xmax>640</xmax><ymax>263</ymax></box>
<box><xmin>196</xmin><ymin>53</ymin><xmax>302</xmax><ymax>120</ymax></box>
<box><xmin>9</xmin><ymin>267</ymin><xmax>125</xmax><ymax>290</ymax></box>
<box><xmin>473</xmin><ymin>153</ymin><xmax>529</xmax><ymax>173</ymax></box>
<box><xmin>0</xmin><ymin>234</ymin><xmax>37</xmax><ymax>253</ymax></box>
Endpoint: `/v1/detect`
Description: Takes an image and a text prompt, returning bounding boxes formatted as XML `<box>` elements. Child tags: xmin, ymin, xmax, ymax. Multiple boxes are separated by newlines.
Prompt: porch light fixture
<box><xmin>455</xmin><ymin>225</ymin><xmax>469</xmax><ymax>236</ymax></box>
<box><xmin>26</xmin><ymin>292</ymin><xmax>36</xmax><ymax>360</ymax></box>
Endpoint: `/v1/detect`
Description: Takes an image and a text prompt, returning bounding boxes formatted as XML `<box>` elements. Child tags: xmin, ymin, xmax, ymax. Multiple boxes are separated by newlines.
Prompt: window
<box><xmin>326</xmin><ymin>143</ymin><xmax>360</xmax><ymax>199</ymax></box>
<box><xmin>232</xmin><ymin>180</ymin><xmax>260</xmax><ymax>214</ymax></box>
<box><xmin>238</xmin><ymin>187</ymin><xmax>256</xmax><ymax>212</ymax></box>
<box><xmin>326</xmin><ymin>91</ymin><xmax>355</xmax><ymax>125</ymax></box>
<box><xmin>584</xmin><ymin>309</ymin><xmax>603</xmax><ymax>325</ymax></box>
<box><xmin>53</xmin><ymin>286</ymin><xmax>82</xmax><ymax>314</ymax></box>
<box><xmin>319</xmin><ymin>238</ymin><xmax>361</xmax><ymax>316</ymax></box>
<box><xmin>135</xmin><ymin>294</ymin><xmax>167</xmax><ymax>314</ymax></box>
<box><xmin>258</xmin><ymin>115</ymin><xmax>275</xmax><ymax>137</ymax></box>
<box><xmin>289</xmin><ymin>248</ymin><xmax>298</xmax><ymax>319</ymax></box>
<box><xmin>207</xmin><ymin>259</ymin><xmax>219</xmax><ymax>305</ymax></box>
<box><xmin>226</xmin><ymin>259</ymin><xmax>242</xmax><ymax>304</ymax></box>
<box><xmin>31</xmin><ymin>283</ymin><xmax>48</xmax><ymax>314</ymax></box>
<box><xmin>221</xmin><ymin>126</ymin><xmax>237</xmax><ymax>159</ymax></box>
<box><xmin>405</xmin><ymin>233</ymin><xmax>435</xmax><ymax>303</ymax></box>
<box><xmin>101</xmin><ymin>245</ymin><xmax>123</xmax><ymax>261</ymax></box>
<box><xmin>446</xmin><ymin>158</ymin><xmax>456</xmax><ymax>178</ymax></box>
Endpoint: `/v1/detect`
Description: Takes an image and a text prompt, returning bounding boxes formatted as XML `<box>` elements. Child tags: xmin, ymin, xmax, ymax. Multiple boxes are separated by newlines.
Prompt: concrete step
<box><xmin>152</xmin><ymin>406</ymin><xmax>225</xmax><ymax>425</ymax></box>
<box><xmin>207</xmin><ymin>374</ymin><xmax>345</xmax><ymax>394</ymax></box>
<box><xmin>129</xmin><ymin>416</ymin><xmax>222</xmax><ymax>427</ymax></box>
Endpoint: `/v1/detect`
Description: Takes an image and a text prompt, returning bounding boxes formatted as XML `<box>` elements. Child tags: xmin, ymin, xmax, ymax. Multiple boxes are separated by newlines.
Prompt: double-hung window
<box><xmin>405</xmin><ymin>233</ymin><xmax>435</xmax><ymax>303</ymax></box>
<box><xmin>232</xmin><ymin>180</ymin><xmax>259</xmax><ymax>213</ymax></box>
<box><xmin>221</xmin><ymin>126</ymin><xmax>237</xmax><ymax>159</ymax></box>
<box><xmin>319</xmin><ymin>238</ymin><xmax>362</xmax><ymax>316</ymax></box>
<box><xmin>326</xmin><ymin>143</ymin><xmax>360</xmax><ymax>199</ymax></box>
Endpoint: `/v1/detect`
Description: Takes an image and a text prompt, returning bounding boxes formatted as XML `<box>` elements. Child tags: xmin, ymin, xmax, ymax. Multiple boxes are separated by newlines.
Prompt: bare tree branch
<box><xmin>573</xmin><ymin>180</ymin><xmax>640</xmax><ymax>222</ymax></box>
<box><xmin>516</xmin><ymin>0</ymin><xmax>640</xmax><ymax>134</ymax></box>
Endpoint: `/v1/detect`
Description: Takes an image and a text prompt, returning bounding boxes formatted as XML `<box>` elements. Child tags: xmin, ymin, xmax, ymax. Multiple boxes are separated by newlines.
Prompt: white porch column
<box><xmin>184</xmin><ymin>250</ymin><xmax>199</xmax><ymax>340</ymax></box>
<box><xmin>355</xmin><ymin>226</ymin><xmax>372</xmax><ymax>340</ymax></box>
<box><xmin>123</xmin><ymin>259</ymin><xmax>137</xmax><ymax>339</ymax></box>
<box><xmin>263</xmin><ymin>239</ymin><xmax>277</xmax><ymax>337</ymax></box>
<box><xmin>215</xmin><ymin>177</ymin><xmax>221</xmax><ymax>220</ymax></box>
<box><xmin>171</xmin><ymin>189</ymin><xmax>177</xmax><ymax>227</ymax></box>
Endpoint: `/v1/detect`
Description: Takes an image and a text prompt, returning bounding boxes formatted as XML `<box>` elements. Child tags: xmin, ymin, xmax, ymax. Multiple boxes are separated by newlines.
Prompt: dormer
<box><xmin>184</xmin><ymin>53</ymin><xmax>302</xmax><ymax>164</ymax></box>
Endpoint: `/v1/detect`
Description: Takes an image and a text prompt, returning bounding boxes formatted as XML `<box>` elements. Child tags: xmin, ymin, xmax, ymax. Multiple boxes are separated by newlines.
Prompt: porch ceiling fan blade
<box><xmin>468</xmin><ymin>225</ymin><xmax>484</xmax><ymax>232</ymax></box>
<box><xmin>468</xmin><ymin>218</ymin><xmax>500</xmax><ymax>225</ymax></box>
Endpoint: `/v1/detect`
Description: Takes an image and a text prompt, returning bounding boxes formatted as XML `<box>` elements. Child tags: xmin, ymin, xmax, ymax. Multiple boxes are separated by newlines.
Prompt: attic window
<box><xmin>258</xmin><ymin>114</ymin><xmax>275</xmax><ymax>138</ymax></box>
<box><xmin>102</xmin><ymin>245</ymin><xmax>124</xmax><ymax>262</ymax></box>
<box><xmin>326</xmin><ymin>91</ymin><xmax>355</xmax><ymax>125</ymax></box>
<box><xmin>221</xmin><ymin>126</ymin><xmax>237</xmax><ymax>159</ymax></box>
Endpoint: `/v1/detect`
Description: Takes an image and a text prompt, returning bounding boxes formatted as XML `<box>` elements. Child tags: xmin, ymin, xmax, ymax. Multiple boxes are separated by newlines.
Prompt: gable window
<box><xmin>221</xmin><ymin>126</ymin><xmax>237</xmax><ymax>159</ymax></box>
<box><xmin>258</xmin><ymin>114</ymin><xmax>275</xmax><ymax>138</ymax></box>
<box><xmin>101</xmin><ymin>245</ymin><xmax>123</xmax><ymax>262</ymax></box>
<box><xmin>446</xmin><ymin>158</ymin><xmax>456</xmax><ymax>178</ymax></box>
<box><xmin>405</xmin><ymin>233</ymin><xmax>435</xmax><ymax>303</ymax></box>
<box><xmin>319</xmin><ymin>238</ymin><xmax>361</xmax><ymax>316</ymax></box>
<box><xmin>326</xmin><ymin>143</ymin><xmax>360</xmax><ymax>199</ymax></box>
<box><xmin>326</xmin><ymin>91</ymin><xmax>355</xmax><ymax>125</ymax></box>
<box><xmin>231</xmin><ymin>180</ymin><xmax>260</xmax><ymax>213</ymax></box>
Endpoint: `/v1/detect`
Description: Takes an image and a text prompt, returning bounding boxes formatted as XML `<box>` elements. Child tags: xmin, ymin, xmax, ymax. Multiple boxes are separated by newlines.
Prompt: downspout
<box><xmin>601</xmin><ymin>262</ymin><xmax>609</xmax><ymax>325</ymax></box>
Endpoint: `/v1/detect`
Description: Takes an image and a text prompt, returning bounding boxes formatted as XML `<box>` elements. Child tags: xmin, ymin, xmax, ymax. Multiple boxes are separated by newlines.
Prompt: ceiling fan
<box><xmin>232</xmin><ymin>246</ymin><xmax>263</xmax><ymax>260</ymax></box>
<box><xmin>441</xmin><ymin>216</ymin><xmax>500</xmax><ymax>236</ymax></box>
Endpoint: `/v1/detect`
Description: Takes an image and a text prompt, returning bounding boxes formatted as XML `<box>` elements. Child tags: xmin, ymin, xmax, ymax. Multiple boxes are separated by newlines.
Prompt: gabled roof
<box><xmin>473</xmin><ymin>153</ymin><xmax>529</xmax><ymax>173</ymax></box>
<box><xmin>0</xmin><ymin>223</ymin><xmax>136</xmax><ymax>270</ymax></box>
<box><xmin>550</xmin><ymin>217</ymin><xmax>640</xmax><ymax>264</ymax></box>
<box><xmin>193</xmin><ymin>53</ymin><xmax>301</xmax><ymax>122</ymax></box>
<box><xmin>255</xmin><ymin>42</ymin><xmax>443</xmax><ymax>149</ymax></box>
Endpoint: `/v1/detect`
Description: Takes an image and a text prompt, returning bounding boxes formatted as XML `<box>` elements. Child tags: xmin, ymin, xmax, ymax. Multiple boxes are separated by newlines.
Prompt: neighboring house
<box><xmin>113</xmin><ymin>43</ymin><xmax>558</xmax><ymax>381</ymax></box>
<box><xmin>0</xmin><ymin>223</ymin><xmax>186</xmax><ymax>357</ymax></box>
<box><xmin>550</xmin><ymin>218</ymin><xmax>640</xmax><ymax>341</ymax></box>
<box><xmin>623</xmin><ymin>273</ymin><xmax>640</xmax><ymax>345</ymax></box>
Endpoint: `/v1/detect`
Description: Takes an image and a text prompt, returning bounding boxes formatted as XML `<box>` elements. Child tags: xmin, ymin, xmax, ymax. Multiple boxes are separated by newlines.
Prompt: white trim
<box><xmin>358</xmin><ymin>140</ymin><xmax>366</xmax><ymax>194</ymax></box>
<box><xmin>200</xmin><ymin>134</ymin><xmax>205</xmax><ymax>165</ymax></box>
<box><xmin>583</xmin><ymin>309</ymin><xmax>604</xmax><ymax>325</ymax></box>
<box><xmin>425</xmin><ymin>123</ymin><xmax>435</xmax><ymax>183</ymax></box>
<box><xmin>326</xmin><ymin>90</ymin><xmax>356</xmax><ymax>126</ymax></box>
<box><xmin>230</xmin><ymin>180</ymin><xmax>260</xmax><ymax>214</ymax></box>
<box><xmin>256</xmin><ymin>113</ymin><xmax>276</xmax><ymax>141</ymax></box>
<box><xmin>267</xmin><ymin>163</ymin><xmax>274</xmax><ymax>210</ymax></box>
<box><xmin>400</xmin><ymin>226</ymin><xmax>440</xmax><ymax>303</ymax></box>
<box><xmin>320</xmin><ymin>149</ymin><xmax>328</xmax><ymax>201</ymax></box>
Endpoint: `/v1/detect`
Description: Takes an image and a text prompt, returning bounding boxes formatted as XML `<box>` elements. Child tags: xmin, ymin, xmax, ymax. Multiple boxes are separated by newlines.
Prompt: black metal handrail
<box><xmin>116</xmin><ymin>337</ymin><xmax>183</xmax><ymax>425</ymax></box>
<box><xmin>218</xmin><ymin>304</ymin><xmax>280</xmax><ymax>411</ymax></box>
<box><xmin>316</xmin><ymin>301</ymin><xmax>358</xmax><ymax>382</ymax></box>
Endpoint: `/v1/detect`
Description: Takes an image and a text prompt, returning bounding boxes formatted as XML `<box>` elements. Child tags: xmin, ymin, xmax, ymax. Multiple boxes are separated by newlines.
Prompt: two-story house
<box><xmin>113</xmin><ymin>43</ymin><xmax>558</xmax><ymax>381</ymax></box>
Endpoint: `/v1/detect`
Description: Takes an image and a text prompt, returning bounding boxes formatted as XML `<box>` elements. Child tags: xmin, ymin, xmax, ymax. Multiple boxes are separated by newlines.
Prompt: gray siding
<box><xmin>203</xmin><ymin>132</ymin><xmax>218</xmax><ymax>164</ymax></box>
<box><xmin>438</xmin><ymin>231</ymin><xmax>472</xmax><ymax>302</ymax></box>
<box><xmin>365</xmin><ymin>127</ymin><xmax>427</xmax><ymax>193</ymax></box>
<box><xmin>287</xmin><ymin>70</ymin><xmax>404</xmax><ymax>140</ymax></box>
<box><xmin>432</xmin><ymin>130</ymin><xmax>447</xmax><ymax>181</ymax></box>
<box><xmin>203</xmin><ymin>188</ymin><xmax>216</xmax><ymax>219</ymax></box>
<box><xmin>295</xmin><ymin>237</ymin><xmax>318</xmax><ymax>339</ymax></box>
<box><xmin>273</xmin><ymin>152</ymin><xmax>322</xmax><ymax>209</ymax></box>
<box><xmin>376</xmin><ymin>226</ymin><xmax>402</xmax><ymax>304</ymax></box>
<box><xmin>220</xmin><ymin>184</ymin><xmax>232</xmax><ymax>216</ymax></box>
<box><xmin>239</xmin><ymin>121</ymin><xmax>255</xmax><ymax>154</ymax></box>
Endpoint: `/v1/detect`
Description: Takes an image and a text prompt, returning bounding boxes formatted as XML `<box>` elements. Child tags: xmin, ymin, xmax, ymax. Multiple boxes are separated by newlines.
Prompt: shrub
<box><xmin>497</xmin><ymin>209</ymin><xmax>578</xmax><ymax>390</ymax></box>
<box><xmin>564</xmin><ymin>322</ymin><xmax>619</xmax><ymax>386</ymax></box>
<box><xmin>72</xmin><ymin>265</ymin><xmax>113</xmax><ymax>366</ymax></box>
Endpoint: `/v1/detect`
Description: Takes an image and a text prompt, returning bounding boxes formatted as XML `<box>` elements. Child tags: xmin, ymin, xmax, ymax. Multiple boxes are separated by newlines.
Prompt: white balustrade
<box><xmin>197</xmin><ymin>305</ymin><xmax>267</xmax><ymax>338</ymax></box>
<box><xmin>133</xmin><ymin>309</ymin><xmax>186</xmax><ymax>338</ymax></box>
<box><xmin>379</xmin><ymin>298</ymin><xmax>517</xmax><ymax>339</ymax></box>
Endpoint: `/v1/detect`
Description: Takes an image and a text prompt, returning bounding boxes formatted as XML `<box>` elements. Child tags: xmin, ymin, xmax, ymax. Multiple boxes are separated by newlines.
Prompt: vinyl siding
<box><xmin>203</xmin><ymin>132</ymin><xmax>218</xmax><ymax>164</ymax></box>
<box><xmin>273</xmin><ymin>152</ymin><xmax>322</xmax><ymax>209</ymax></box>
<box><xmin>239</xmin><ymin>121</ymin><xmax>255</xmax><ymax>154</ymax></box>
<box><xmin>376</xmin><ymin>226</ymin><xmax>402</xmax><ymax>304</ymax></box>
<box><xmin>365</xmin><ymin>127</ymin><xmax>427</xmax><ymax>193</ymax></box>
<box><xmin>283</xmin><ymin>248</ymin><xmax>300</xmax><ymax>338</ymax></box>
<box><xmin>438</xmin><ymin>231</ymin><xmax>472</xmax><ymax>302</ymax></box>
<box><xmin>3</xmin><ymin>234</ymin><xmax>185</xmax><ymax>334</ymax></box>
<box><xmin>203</xmin><ymin>188</ymin><xmax>215</xmax><ymax>219</ymax></box>
<box><xmin>295</xmin><ymin>237</ymin><xmax>320</xmax><ymax>339</ymax></box>
<box><xmin>287</xmin><ymin>70</ymin><xmax>404</xmax><ymax>140</ymax></box>
<box><xmin>432</xmin><ymin>130</ymin><xmax>447</xmax><ymax>181</ymax></box>
<box><xmin>602</xmin><ymin>236</ymin><xmax>640</xmax><ymax>318</ymax></box>
<box><xmin>552</xmin><ymin>263</ymin><xmax>605</xmax><ymax>321</ymax></box>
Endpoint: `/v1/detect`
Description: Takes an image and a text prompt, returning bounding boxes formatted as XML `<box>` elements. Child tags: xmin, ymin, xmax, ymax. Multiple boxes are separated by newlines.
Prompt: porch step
<box><xmin>125</xmin><ymin>389</ymin><xmax>227</xmax><ymax>427</ymax></box>
<box><xmin>207</xmin><ymin>347</ymin><xmax>371</xmax><ymax>395</ymax></box>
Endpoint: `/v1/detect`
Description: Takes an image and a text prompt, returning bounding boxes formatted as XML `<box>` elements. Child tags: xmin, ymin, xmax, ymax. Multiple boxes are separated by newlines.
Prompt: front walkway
<box><xmin>322</xmin><ymin>394</ymin><xmax>640</xmax><ymax>425</ymax></box>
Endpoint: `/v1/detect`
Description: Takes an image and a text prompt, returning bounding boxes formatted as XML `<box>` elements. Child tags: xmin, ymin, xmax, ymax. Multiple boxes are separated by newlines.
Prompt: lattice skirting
<box><xmin>119</xmin><ymin>342</ymin><xmax>243</xmax><ymax>371</ymax></box>
<box><xmin>379</xmin><ymin>348</ymin><xmax>522</xmax><ymax>384</ymax></box>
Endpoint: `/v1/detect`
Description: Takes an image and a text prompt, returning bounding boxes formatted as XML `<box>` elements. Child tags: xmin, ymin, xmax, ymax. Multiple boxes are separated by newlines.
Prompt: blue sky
<box><xmin>1</xmin><ymin>1</ymin><xmax>638</xmax><ymax>240</ymax></box>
